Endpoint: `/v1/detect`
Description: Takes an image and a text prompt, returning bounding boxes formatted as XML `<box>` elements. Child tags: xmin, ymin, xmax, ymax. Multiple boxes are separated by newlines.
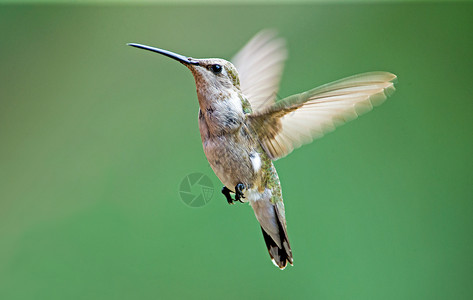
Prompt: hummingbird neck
<box><xmin>195</xmin><ymin>85</ymin><xmax>245</xmax><ymax>137</ymax></box>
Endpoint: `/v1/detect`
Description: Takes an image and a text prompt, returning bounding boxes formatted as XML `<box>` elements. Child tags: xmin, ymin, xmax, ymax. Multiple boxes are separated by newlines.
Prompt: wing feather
<box><xmin>248</xmin><ymin>72</ymin><xmax>397</xmax><ymax>160</ymax></box>
<box><xmin>232</xmin><ymin>30</ymin><xmax>287</xmax><ymax>112</ymax></box>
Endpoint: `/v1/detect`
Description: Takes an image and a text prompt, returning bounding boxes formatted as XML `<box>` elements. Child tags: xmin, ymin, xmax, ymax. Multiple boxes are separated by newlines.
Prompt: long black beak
<box><xmin>127</xmin><ymin>43</ymin><xmax>199</xmax><ymax>65</ymax></box>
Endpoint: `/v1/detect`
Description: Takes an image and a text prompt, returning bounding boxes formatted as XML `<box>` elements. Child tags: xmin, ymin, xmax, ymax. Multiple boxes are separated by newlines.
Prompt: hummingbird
<box><xmin>128</xmin><ymin>30</ymin><xmax>396</xmax><ymax>270</ymax></box>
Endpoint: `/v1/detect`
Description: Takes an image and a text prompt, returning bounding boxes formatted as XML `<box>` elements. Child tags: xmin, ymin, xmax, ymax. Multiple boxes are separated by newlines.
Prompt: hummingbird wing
<box><xmin>247</xmin><ymin>72</ymin><xmax>397</xmax><ymax>160</ymax></box>
<box><xmin>232</xmin><ymin>29</ymin><xmax>287</xmax><ymax>112</ymax></box>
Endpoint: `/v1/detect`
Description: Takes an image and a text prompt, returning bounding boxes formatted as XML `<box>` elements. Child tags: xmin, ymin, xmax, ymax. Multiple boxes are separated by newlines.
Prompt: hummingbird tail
<box><xmin>259</xmin><ymin>205</ymin><xmax>293</xmax><ymax>270</ymax></box>
<box><xmin>261</xmin><ymin>226</ymin><xmax>293</xmax><ymax>270</ymax></box>
<box><xmin>250</xmin><ymin>194</ymin><xmax>293</xmax><ymax>269</ymax></box>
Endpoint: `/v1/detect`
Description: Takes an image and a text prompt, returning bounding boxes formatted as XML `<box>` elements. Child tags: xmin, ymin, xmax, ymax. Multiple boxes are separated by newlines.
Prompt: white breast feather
<box><xmin>250</xmin><ymin>152</ymin><xmax>262</xmax><ymax>173</ymax></box>
<box><xmin>246</xmin><ymin>187</ymin><xmax>272</xmax><ymax>203</ymax></box>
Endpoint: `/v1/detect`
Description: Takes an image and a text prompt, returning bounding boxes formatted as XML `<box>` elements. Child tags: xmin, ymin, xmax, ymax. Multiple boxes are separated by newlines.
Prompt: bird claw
<box><xmin>221</xmin><ymin>184</ymin><xmax>245</xmax><ymax>204</ymax></box>
<box><xmin>221</xmin><ymin>186</ymin><xmax>234</xmax><ymax>205</ymax></box>
<box><xmin>235</xmin><ymin>183</ymin><xmax>245</xmax><ymax>203</ymax></box>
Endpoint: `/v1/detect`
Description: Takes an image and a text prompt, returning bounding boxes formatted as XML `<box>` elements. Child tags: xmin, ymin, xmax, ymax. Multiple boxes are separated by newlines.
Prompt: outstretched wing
<box><xmin>232</xmin><ymin>30</ymin><xmax>287</xmax><ymax>112</ymax></box>
<box><xmin>248</xmin><ymin>72</ymin><xmax>397</xmax><ymax>160</ymax></box>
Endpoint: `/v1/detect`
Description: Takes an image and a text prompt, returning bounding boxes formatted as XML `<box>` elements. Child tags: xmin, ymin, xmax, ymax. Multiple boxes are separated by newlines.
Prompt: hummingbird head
<box><xmin>128</xmin><ymin>43</ymin><xmax>247</xmax><ymax>135</ymax></box>
<box><xmin>127</xmin><ymin>43</ymin><xmax>241</xmax><ymax>93</ymax></box>
<box><xmin>187</xmin><ymin>58</ymin><xmax>240</xmax><ymax>91</ymax></box>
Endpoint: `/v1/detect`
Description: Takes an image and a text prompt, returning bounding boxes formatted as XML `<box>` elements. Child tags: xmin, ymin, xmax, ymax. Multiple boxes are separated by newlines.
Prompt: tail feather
<box><xmin>250</xmin><ymin>194</ymin><xmax>293</xmax><ymax>269</ymax></box>
<box><xmin>260</xmin><ymin>205</ymin><xmax>293</xmax><ymax>270</ymax></box>
<box><xmin>261</xmin><ymin>227</ymin><xmax>293</xmax><ymax>269</ymax></box>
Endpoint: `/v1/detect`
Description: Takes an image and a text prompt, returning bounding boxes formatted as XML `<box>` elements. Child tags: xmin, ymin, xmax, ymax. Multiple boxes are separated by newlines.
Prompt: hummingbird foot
<box><xmin>234</xmin><ymin>183</ymin><xmax>245</xmax><ymax>203</ymax></box>
<box><xmin>221</xmin><ymin>186</ymin><xmax>235</xmax><ymax>205</ymax></box>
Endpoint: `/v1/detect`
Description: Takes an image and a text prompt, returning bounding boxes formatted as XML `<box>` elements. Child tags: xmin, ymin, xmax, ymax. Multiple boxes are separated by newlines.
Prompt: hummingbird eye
<box><xmin>210</xmin><ymin>64</ymin><xmax>222</xmax><ymax>74</ymax></box>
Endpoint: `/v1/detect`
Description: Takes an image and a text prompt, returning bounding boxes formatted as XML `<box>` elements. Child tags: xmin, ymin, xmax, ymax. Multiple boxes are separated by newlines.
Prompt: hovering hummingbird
<box><xmin>128</xmin><ymin>30</ymin><xmax>396</xmax><ymax>269</ymax></box>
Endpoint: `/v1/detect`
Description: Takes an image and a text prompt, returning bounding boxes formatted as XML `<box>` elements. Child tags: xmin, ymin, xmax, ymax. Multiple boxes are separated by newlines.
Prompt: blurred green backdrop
<box><xmin>1</xmin><ymin>2</ymin><xmax>472</xmax><ymax>300</ymax></box>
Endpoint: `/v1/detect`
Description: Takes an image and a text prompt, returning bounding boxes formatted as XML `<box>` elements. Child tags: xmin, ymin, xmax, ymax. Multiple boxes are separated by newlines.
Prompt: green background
<box><xmin>1</xmin><ymin>3</ymin><xmax>472</xmax><ymax>299</ymax></box>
